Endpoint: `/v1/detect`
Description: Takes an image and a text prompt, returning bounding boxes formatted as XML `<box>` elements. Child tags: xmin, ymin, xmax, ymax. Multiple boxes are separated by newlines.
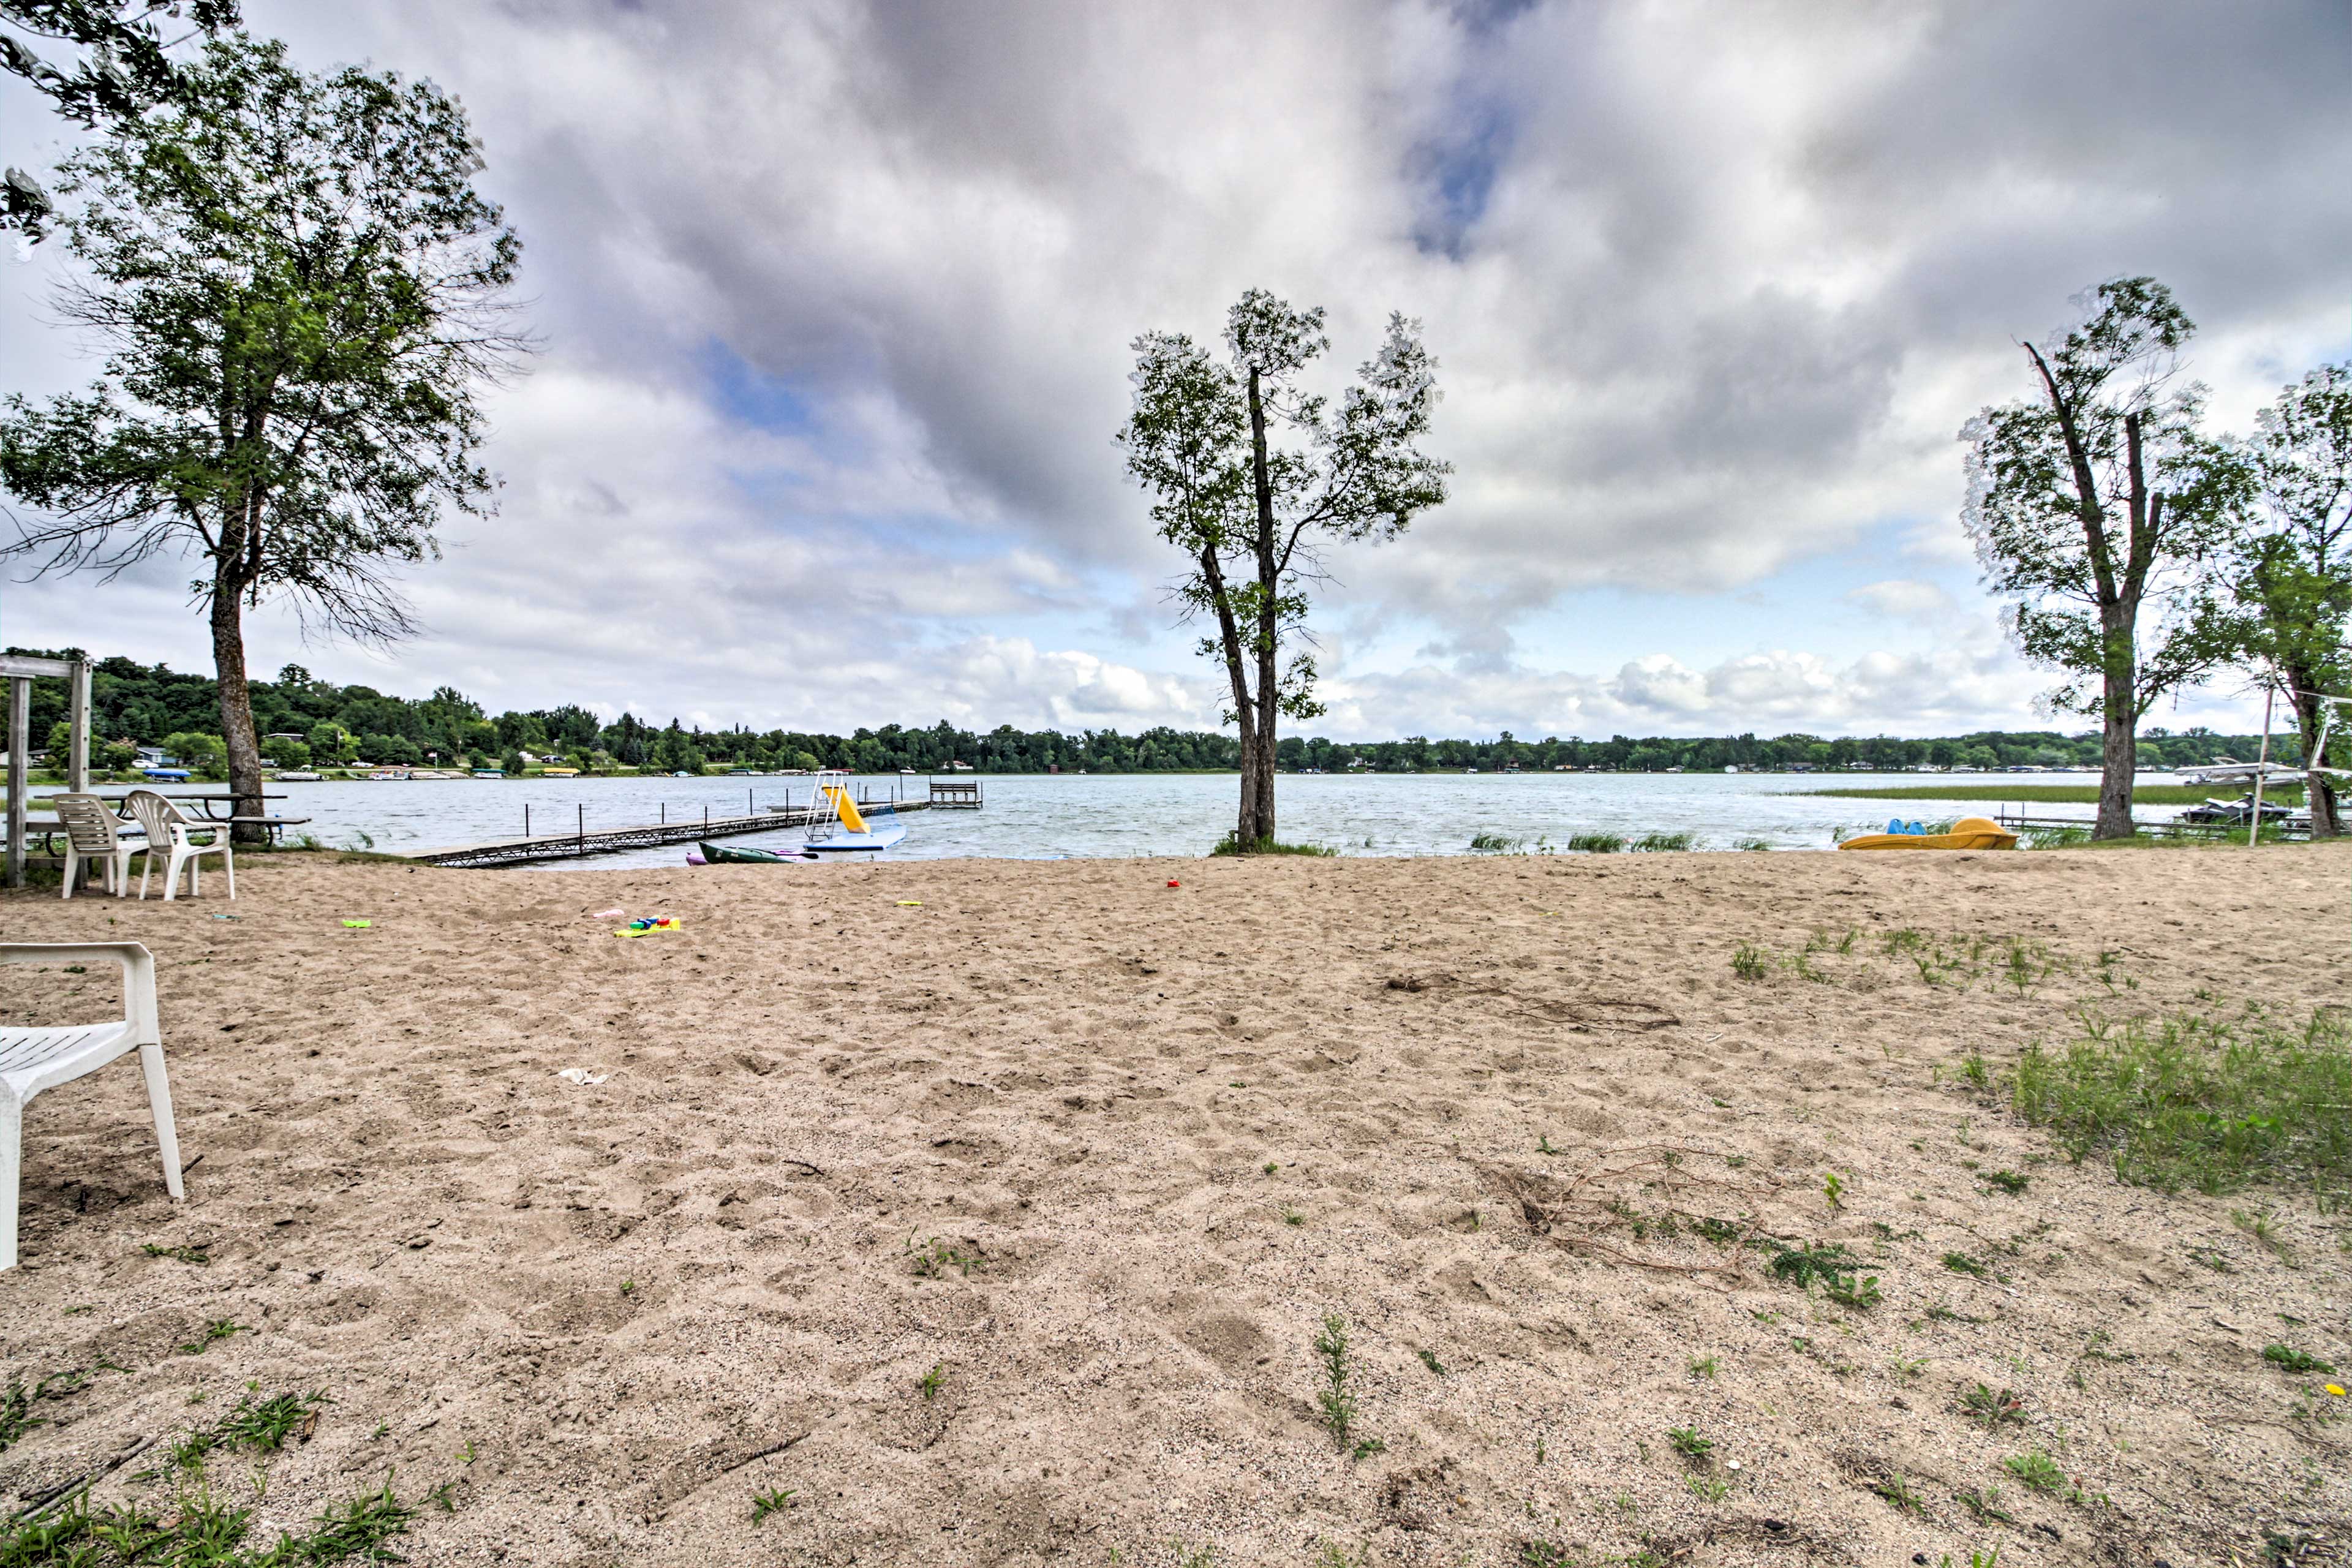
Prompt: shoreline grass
<box><xmin>1801</xmin><ymin>783</ymin><xmax>2305</xmax><ymax>805</ymax></box>
<box><xmin>1209</xmin><ymin>834</ymin><xmax>1338</xmax><ymax>857</ymax></box>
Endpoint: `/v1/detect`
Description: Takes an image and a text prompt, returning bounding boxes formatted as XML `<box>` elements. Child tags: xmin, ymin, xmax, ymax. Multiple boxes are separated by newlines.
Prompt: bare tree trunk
<box><xmin>2288</xmin><ymin>672</ymin><xmax>2340</xmax><ymax>839</ymax></box>
<box><xmin>2095</xmin><ymin>612</ymin><xmax>2137</xmax><ymax>840</ymax></box>
<box><xmin>1245</xmin><ymin>363</ymin><xmax>1280</xmax><ymax>848</ymax></box>
<box><xmin>209</xmin><ymin>574</ymin><xmax>268</xmax><ymax>847</ymax></box>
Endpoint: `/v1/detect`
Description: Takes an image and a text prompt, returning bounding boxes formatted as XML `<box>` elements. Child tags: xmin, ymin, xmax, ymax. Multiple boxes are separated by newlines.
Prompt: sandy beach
<box><xmin>2</xmin><ymin>845</ymin><xmax>2347</xmax><ymax>1566</ymax></box>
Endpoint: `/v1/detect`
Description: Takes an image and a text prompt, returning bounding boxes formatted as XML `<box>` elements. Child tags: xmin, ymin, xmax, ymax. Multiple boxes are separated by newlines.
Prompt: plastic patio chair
<box><xmin>51</xmin><ymin>792</ymin><xmax>143</xmax><ymax>900</ymax></box>
<box><xmin>123</xmin><ymin>788</ymin><xmax>234</xmax><ymax>901</ymax></box>
<box><xmin>1</xmin><ymin>943</ymin><xmax>185</xmax><ymax>1271</ymax></box>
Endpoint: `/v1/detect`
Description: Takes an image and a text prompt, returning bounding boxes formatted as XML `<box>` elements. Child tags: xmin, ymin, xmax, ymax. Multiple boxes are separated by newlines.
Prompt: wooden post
<box><xmin>6</xmin><ymin>677</ymin><xmax>27</xmax><ymax>889</ymax></box>
<box><xmin>2249</xmin><ymin>684</ymin><xmax>2275</xmax><ymax>848</ymax></box>
<box><xmin>525</xmin><ymin>803</ymin><xmax>531</xmax><ymax>838</ymax></box>
<box><xmin>68</xmin><ymin>660</ymin><xmax>91</xmax><ymax>792</ymax></box>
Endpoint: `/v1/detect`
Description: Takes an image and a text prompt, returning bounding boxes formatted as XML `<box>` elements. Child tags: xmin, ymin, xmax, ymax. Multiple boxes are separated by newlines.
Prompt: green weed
<box><xmin>2002</xmin><ymin>1449</ymin><xmax>2066</xmax><ymax>1494</ymax></box>
<box><xmin>1823</xmin><ymin>1272</ymin><xmax>1883</xmax><ymax>1310</ymax></box>
<box><xmin>1687</xmin><ymin>1355</ymin><xmax>1718</xmax><ymax>1379</ymax></box>
<box><xmin>1981</xmin><ymin>1169</ymin><xmax>2029</xmax><ymax>1194</ymax></box>
<box><xmin>1666</xmin><ymin>1425</ymin><xmax>1713</xmax><ymax>1460</ymax></box>
<box><xmin>1942</xmin><ymin>1251</ymin><xmax>1989</xmax><ymax>1278</ymax></box>
<box><xmin>140</xmin><ymin>1242</ymin><xmax>211</xmax><ymax>1266</ymax></box>
<box><xmin>177</xmin><ymin>1319</ymin><xmax>245</xmax><ymax>1356</ymax></box>
<box><xmin>751</xmin><ymin>1486</ymin><xmax>796</xmax><ymax>1523</ymax></box>
<box><xmin>1565</xmin><ymin>831</ymin><xmax>1625</xmax><ymax>854</ymax></box>
<box><xmin>918</xmin><ymin>1362</ymin><xmax>946</xmax><ymax>1401</ymax></box>
<box><xmin>1955</xmin><ymin>1485</ymin><xmax>2015</xmax><ymax>1523</ymax></box>
<box><xmin>1731</xmin><ymin>943</ymin><xmax>1769</xmax><ymax>981</ymax></box>
<box><xmin>1417</xmin><ymin>1348</ymin><xmax>1447</xmax><ymax>1376</ymax></box>
<box><xmin>2264</xmin><ymin>1344</ymin><xmax>2336</xmax><ymax>1375</ymax></box>
<box><xmin>1770</xmin><ymin>1240</ymin><xmax>1858</xmax><ymax>1288</ymax></box>
<box><xmin>1313</xmin><ymin>1313</ymin><xmax>1359</xmax><ymax>1447</ymax></box>
<box><xmin>1960</xmin><ymin>1383</ymin><xmax>2026</xmax><ymax>1432</ymax></box>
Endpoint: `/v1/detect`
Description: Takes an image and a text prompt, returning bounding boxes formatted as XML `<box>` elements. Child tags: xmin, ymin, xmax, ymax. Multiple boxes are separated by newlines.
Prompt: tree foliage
<box><xmin>1962</xmin><ymin>277</ymin><xmax>2244</xmax><ymax>837</ymax></box>
<box><xmin>0</xmin><ymin>32</ymin><xmax>526</xmax><ymax>835</ymax></box>
<box><xmin>1</xmin><ymin>1</ymin><xmax>241</xmax><ymax>237</ymax></box>
<box><xmin>1120</xmin><ymin>290</ymin><xmax>1449</xmax><ymax>845</ymax></box>
<box><xmin>2229</xmin><ymin>362</ymin><xmax>2352</xmax><ymax>834</ymax></box>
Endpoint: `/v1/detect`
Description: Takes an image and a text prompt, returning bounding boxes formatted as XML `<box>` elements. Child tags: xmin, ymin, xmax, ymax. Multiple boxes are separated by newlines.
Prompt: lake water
<box><xmin>116</xmin><ymin>769</ymin><xmax>2203</xmax><ymax>869</ymax></box>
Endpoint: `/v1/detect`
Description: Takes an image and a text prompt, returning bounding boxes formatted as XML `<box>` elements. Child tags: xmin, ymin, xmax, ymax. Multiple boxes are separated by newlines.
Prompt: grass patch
<box><xmin>1732</xmin><ymin>837</ymin><xmax>1772</xmax><ymax>851</ymax></box>
<box><xmin>1210</xmin><ymin>834</ymin><xmax>1338</xmax><ymax>856</ymax></box>
<box><xmin>2264</xmin><ymin>1344</ymin><xmax>2335</xmax><ymax>1374</ymax></box>
<box><xmin>1731</xmin><ymin>943</ymin><xmax>1770</xmax><ymax>982</ymax></box>
<box><xmin>4</xmin><ymin>1477</ymin><xmax>415</xmax><ymax>1564</ymax></box>
<box><xmin>1468</xmin><ymin>831</ymin><xmax>1523</xmax><ymax>852</ymax></box>
<box><xmin>1802</xmin><ymin>783</ymin><xmax>2304</xmax><ymax>805</ymax></box>
<box><xmin>2013</xmin><ymin>1008</ymin><xmax>2352</xmax><ymax>1195</ymax></box>
<box><xmin>1770</xmin><ymin>1241</ymin><xmax>1858</xmax><ymax>1289</ymax></box>
<box><xmin>1630</xmin><ymin>831</ymin><xmax>1695</xmax><ymax>852</ymax></box>
<box><xmin>1564</xmin><ymin>831</ymin><xmax>1624</xmax><ymax>853</ymax></box>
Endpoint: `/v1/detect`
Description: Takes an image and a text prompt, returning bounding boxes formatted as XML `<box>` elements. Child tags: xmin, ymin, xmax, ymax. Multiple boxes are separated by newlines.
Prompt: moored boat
<box><xmin>698</xmin><ymin>840</ymin><xmax>815</xmax><ymax>864</ymax></box>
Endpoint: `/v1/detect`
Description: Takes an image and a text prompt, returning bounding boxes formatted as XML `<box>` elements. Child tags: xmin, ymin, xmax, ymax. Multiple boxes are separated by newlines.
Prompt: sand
<box><xmin>2</xmin><ymin>845</ymin><xmax>2348</xmax><ymax>1566</ymax></box>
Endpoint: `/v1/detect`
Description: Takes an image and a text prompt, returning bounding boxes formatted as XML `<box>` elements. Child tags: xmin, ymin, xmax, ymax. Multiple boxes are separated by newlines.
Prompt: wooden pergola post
<box><xmin>2</xmin><ymin>653</ymin><xmax>90</xmax><ymax>889</ymax></box>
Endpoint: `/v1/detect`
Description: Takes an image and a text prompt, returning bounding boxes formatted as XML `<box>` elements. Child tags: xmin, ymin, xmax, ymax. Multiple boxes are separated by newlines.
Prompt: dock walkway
<box><xmin>406</xmin><ymin>799</ymin><xmax>932</xmax><ymax>869</ymax></box>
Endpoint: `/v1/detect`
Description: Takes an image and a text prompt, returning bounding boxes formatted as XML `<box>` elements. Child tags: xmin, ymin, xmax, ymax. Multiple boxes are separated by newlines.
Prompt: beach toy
<box><xmin>895</xmin><ymin>900</ymin><xmax>922</xmax><ymax>907</ymax></box>
<box><xmin>1166</xmin><ymin>879</ymin><xmax>1180</xmax><ymax>888</ymax></box>
<box><xmin>341</xmin><ymin>919</ymin><xmax>372</xmax><ymax>929</ymax></box>
<box><xmin>613</xmin><ymin>916</ymin><xmax>682</xmax><ymax>938</ymax></box>
<box><xmin>590</xmin><ymin>907</ymin><xmax>625</xmax><ymax>919</ymax></box>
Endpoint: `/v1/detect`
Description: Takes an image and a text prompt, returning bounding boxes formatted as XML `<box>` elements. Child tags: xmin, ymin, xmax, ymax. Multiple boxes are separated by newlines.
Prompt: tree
<box><xmin>2229</xmin><ymin>363</ymin><xmax>2352</xmax><ymax>837</ymax></box>
<box><xmin>2</xmin><ymin>1</ymin><xmax>241</xmax><ymax>238</ymax></box>
<box><xmin>267</xmin><ymin>736</ymin><xmax>309</xmax><ymax>769</ymax></box>
<box><xmin>1963</xmin><ymin>277</ymin><xmax>2244</xmax><ymax>839</ymax></box>
<box><xmin>0</xmin><ymin>35</ymin><xmax>527</xmax><ymax>841</ymax></box>
<box><xmin>1118</xmin><ymin>290</ymin><xmax>1449</xmax><ymax>847</ymax></box>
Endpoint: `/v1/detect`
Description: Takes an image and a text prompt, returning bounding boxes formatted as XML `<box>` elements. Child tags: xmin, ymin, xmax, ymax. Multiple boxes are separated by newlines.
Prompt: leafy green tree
<box><xmin>2229</xmin><ymin>362</ymin><xmax>2352</xmax><ymax>837</ymax></box>
<box><xmin>159</xmin><ymin>728</ymin><xmax>224</xmax><ymax>777</ymax></box>
<box><xmin>305</xmin><ymin>721</ymin><xmax>355</xmax><ymax>765</ymax></box>
<box><xmin>1119</xmin><ymin>290</ymin><xmax>1449</xmax><ymax>847</ymax></box>
<box><xmin>267</xmin><ymin>736</ymin><xmax>309</xmax><ymax>770</ymax></box>
<box><xmin>1963</xmin><ymin>277</ymin><xmax>2245</xmax><ymax>839</ymax></box>
<box><xmin>0</xmin><ymin>35</ymin><xmax>526</xmax><ymax>839</ymax></box>
<box><xmin>1</xmin><ymin>0</ymin><xmax>241</xmax><ymax>238</ymax></box>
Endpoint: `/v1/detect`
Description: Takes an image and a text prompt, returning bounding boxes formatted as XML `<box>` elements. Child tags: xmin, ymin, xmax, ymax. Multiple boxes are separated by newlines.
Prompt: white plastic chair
<box><xmin>1</xmin><ymin>943</ymin><xmax>185</xmax><ymax>1271</ymax></box>
<box><xmin>51</xmin><ymin>793</ymin><xmax>143</xmax><ymax>900</ymax></box>
<box><xmin>123</xmin><ymin>789</ymin><xmax>233</xmax><ymax>901</ymax></box>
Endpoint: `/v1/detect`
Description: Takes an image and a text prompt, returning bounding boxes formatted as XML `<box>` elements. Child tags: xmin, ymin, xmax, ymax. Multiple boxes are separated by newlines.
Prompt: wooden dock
<box><xmin>928</xmin><ymin>776</ymin><xmax>983</xmax><ymax>808</ymax></box>
<box><xmin>405</xmin><ymin>798</ymin><xmax>932</xmax><ymax>869</ymax></box>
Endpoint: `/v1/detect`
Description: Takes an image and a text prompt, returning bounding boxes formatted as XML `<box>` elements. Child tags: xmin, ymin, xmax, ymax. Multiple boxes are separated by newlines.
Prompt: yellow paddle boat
<box><xmin>1838</xmin><ymin>815</ymin><xmax>2018</xmax><ymax>852</ymax></box>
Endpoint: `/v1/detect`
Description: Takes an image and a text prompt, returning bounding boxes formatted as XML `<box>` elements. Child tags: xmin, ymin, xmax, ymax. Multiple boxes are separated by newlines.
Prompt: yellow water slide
<box><xmin>821</xmin><ymin>785</ymin><xmax>869</xmax><ymax>834</ymax></box>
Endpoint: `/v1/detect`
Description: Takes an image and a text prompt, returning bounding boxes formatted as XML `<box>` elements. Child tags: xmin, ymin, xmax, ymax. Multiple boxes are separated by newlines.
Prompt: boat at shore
<box><xmin>1838</xmin><ymin>815</ymin><xmax>2018</xmax><ymax>851</ymax></box>
<box><xmin>697</xmin><ymin>840</ymin><xmax>815</xmax><ymax>864</ymax></box>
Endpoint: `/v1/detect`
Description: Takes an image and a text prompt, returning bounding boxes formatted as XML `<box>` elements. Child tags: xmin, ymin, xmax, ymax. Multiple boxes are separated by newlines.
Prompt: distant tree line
<box><xmin>8</xmin><ymin>649</ymin><xmax>2288</xmax><ymax>777</ymax></box>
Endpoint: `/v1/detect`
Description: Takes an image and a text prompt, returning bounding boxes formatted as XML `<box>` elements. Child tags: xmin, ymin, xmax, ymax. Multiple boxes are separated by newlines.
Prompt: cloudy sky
<box><xmin>4</xmin><ymin>0</ymin><xmax>2347</xmax><ymax>740</ymax></box>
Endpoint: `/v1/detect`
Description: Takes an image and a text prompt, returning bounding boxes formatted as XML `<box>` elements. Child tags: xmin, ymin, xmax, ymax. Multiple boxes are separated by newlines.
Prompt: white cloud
<box><xmin>5</xmin><ymin>0</ymin><xmax>2335</xmax><ymax>746</ymax></box>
